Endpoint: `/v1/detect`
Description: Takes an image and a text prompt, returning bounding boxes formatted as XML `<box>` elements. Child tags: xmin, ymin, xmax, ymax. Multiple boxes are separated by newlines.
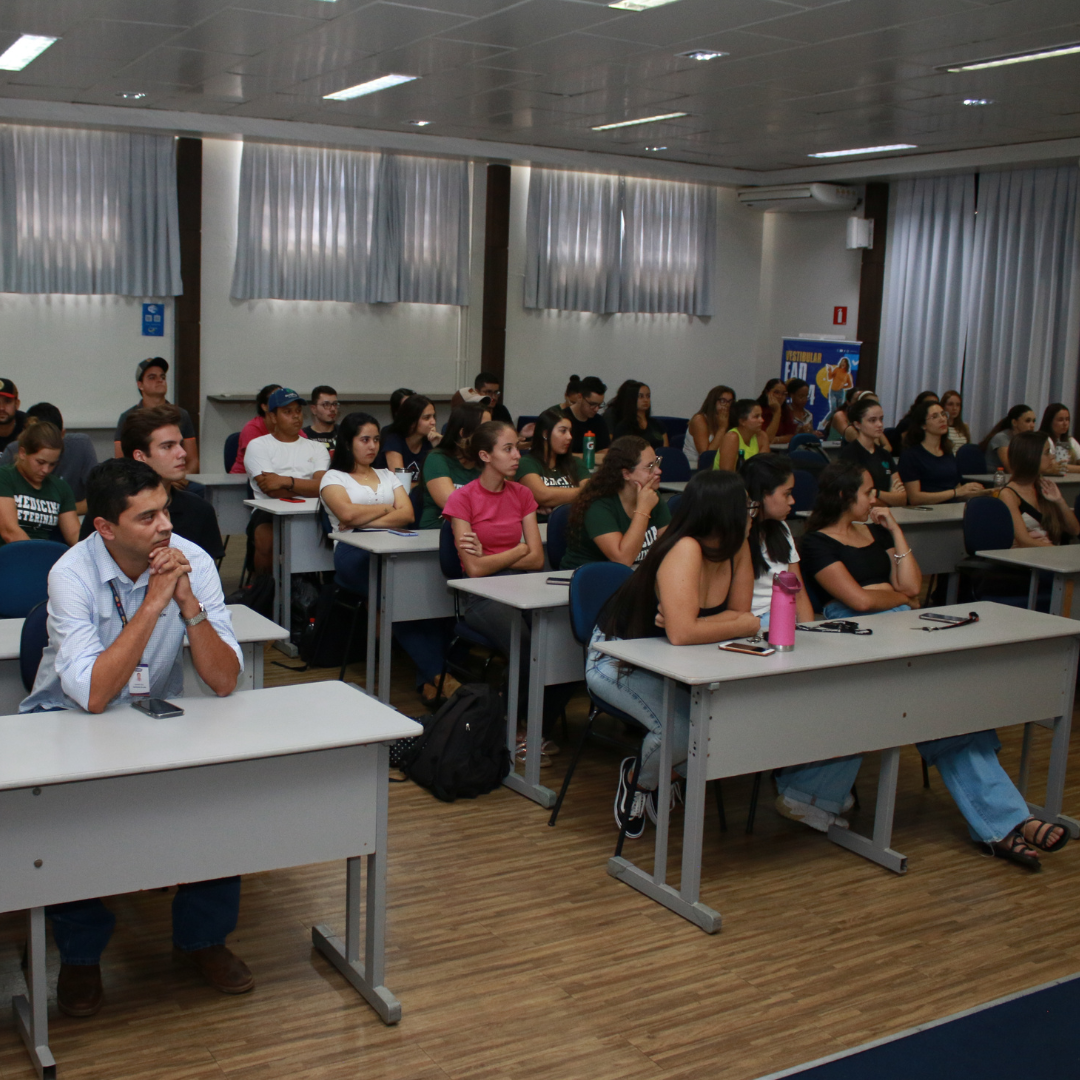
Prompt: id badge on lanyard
<box><xmin>108</xmin><ymin>580</ymin><xmax>151</xmax><ymax>696</ymax></box>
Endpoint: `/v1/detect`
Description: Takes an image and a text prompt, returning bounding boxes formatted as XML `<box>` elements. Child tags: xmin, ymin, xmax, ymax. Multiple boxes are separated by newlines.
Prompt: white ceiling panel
<box><xmin>116</xmin><ymin>47</ymin><xmax>252</xmax><ymax>86</ymax></box>
<box><xmin>442</xmin><ymin>0</ymin><xmax>624</xmax><ymax>49</ymax></box>
<box><xmin>386</xmin><ymin>0</ymin><xmax>533</xmax><ymax>15</ymax></box>
<box><xmin>58</xmin><ymin>20</ymin><xmax>187</xmax><ymax>61</ymax></box>
<box><xmin>166</xmin><ymin>8</ymin><xmax>326</xmax><ymax>56</ymax></box>
<box><xmin>472</xmin><ymin>32</ymin><xmax>656</xmax><ymax>74</ymax></box>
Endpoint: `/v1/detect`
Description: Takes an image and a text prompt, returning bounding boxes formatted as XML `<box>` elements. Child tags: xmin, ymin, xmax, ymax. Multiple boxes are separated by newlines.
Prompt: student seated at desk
<box><xmin>998</xmin><ymin>432</ymin><xmax>1080</xmax><ymax>548</ymax></box>
<box><xmin>515</xmin><ymin>409</ymin><xmax>589</xmax><ymax>519</ymax></box>
<box><xmin>418</xmin><ymin>403</ymin><xmax>489</xmax><ymax>529</ymax></box>
<box><xmin>715</xmin><ymin>398</ymin><xmax>769</xmax><ymax>471</ymax></box>
<box><xmin>0</xmin><ymin>422</ymin><xmax>79</xmax><ymax>547</ymax></box>
<box><xmin>586</xmin><ymin>471</ymin><xmax>759</xmax><ymax>837</ymax></box>
<box><xmin>942</xmin><ymin>389</ymin><xmax>971</xmax><ymax>449</ymax></box>
<box><xmin>382</xmin><ymin>394</ymin><xmax>441</xmax><ymax>480</ymax></box>
<box><xmin>981</xmin><ymin>403</ymin><xmax>1036</xmax><ymax>472</ymax></box>
<box><xmin>684</xmin><ymin>384</ymin><xmax>735</xmax><ymax>470</ymax></box>
<box><xmin>742</xmin><ymin>455</ymin><xmax>814</xmax><ymax>627</ymax></box>
<box><xmin>21</xmin><ymin>459</ymin><xmax>249</xmax><ymax>1017</ymax></box>
<box><xmin>839</xmin><ymin>397</ymin><xmax>906</xmax><ymax>507</ymax></box>
<box><xmin>786</xmin><ymin>460</ymin><xmax>1068</xmax><ymax>868</ymax></box>
<box><xmin>1040</xmin><ymin>403</ymin><xmax>1080</xmax><ymax>474</ymax></box>
<box><xmin>230</xmin><ymin>383</ymin><xmax>281</xmax><ymax>475</ymax></box>
<box><xmin>758</xmin><ymin>378</ymin><xmax>795</xmax><ymax>442</ymax></box>
<box><xmin>899</xmin><ymin>399</ymin><xmax>985</xmax><ymax>505</ymax></box>
<box><xmin>114</xmin><ymin>357</ymin><xmax>199</xmax><ymax>474</ymax></box>
<box><xmin>560</xmin><ymin>436</ymin><xmax>670</xmax><ymax>570</ymax></box>
<box><xmin>607</xmin><ymin>380</ymin><xmax>668</xmax><ymax>448</ymax></box>
<box><xmin>894</xmin><ymin>390</ymin><xmax>938</xmax><ymax>439</ymax></box>
<box><xmin>321</xmin><ymin>413</ymin><xmax>451</xmax><ymax>701</ymax></box>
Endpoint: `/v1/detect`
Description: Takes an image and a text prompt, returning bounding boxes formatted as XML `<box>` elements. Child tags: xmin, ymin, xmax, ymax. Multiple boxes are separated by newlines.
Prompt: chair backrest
<box><xmin>516</xmin><ymin>414</ymin><xmax>539</xmax><ymax>433</ymax></box>
<box><xmin>546</xmin><ymin>504</ymin><xmax>571</xmax><ymax>571</ymax></box>
<box><xmin>790</xmin><ymin>448</ymin><xmax>827</xmax><ymax>468</ymax></box>
<box><xmin>656</xmin><ymin>447</ymin><xmax>691</xmax><ymax>482</ymax></box>
<box><xmin>409</xmin><ymin>482</ymin><xmax>425</xmax><ymax>526</ymax></box>
<box><xmin>654</xmin><ymin>415</ymin><xmax>689</xmax><ymax>448</ymax></box>
<box><xmin>963</xmin><ymin>496</ymin><xmax>1013</xmax><ymax>555</ymax></box>
<box><xmin>439</xmin><ymin>519</ymin><xmax>464</xmax><ymax>579</ymax></box>
<box><xmin>697</xmin><ymin>450</ymin><xmax>717</xmax><ymax>472</ymax></box>
<box><xmin>787</xmin><ymin>433</ymin><xmax>820</xmax><ymax>453</ymax></box>
<box><xmin>956</xmin><ymin>442</ymin><xmax>985</xmax><ymax>477</ymax></box>
<box><xmin>224</xmin><ymin>431</ymin><xmax>241</xmax><ymax>473</ymax></box>
<box><xmin>666</xmin><ymin>494</ymin><xmax>681</xmax><ymax>516</ymax></box>
<box><xmin>792</xmin><ymin>469</ymin><xmax>818</xmax><ymax>512</ymax></box>
<box><xmin>20</xmin><ymin>600</ymin><xmax>49</xmax><ymax>691</ymax></box>
<box><xmin>0</xmin><ymin>540</ymin><xmax>68</xmax><ymax>618</ymax></box>
<box><xmin>568</xmin><ymin>562</ymin><xmax>633</xmax><ymax>646</ymax></box>
<box><xmin>318</xmin><ymin>505</ymin><xmax>334</xmax><ymax>537</ymax></box>
<box><xmin>883</xmin><ymin>427</ymin><xmax>900</xmax><ymax>453</ymax></box>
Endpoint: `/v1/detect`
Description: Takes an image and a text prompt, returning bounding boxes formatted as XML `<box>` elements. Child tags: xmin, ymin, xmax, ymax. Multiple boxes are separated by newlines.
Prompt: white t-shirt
<box><xmin>319</xmin><ymin>468</ymin><xmax>402</xmax><ymax>533</ymax></box>
<box><xmin>751</xmin><ymin>521</ymin><xmax>799</xmax><ymax>618</ymax></box>
<box><xmin>244</xmin><ymin>433</ymin><xmax>331</xmax><ymax>502</ymax></box>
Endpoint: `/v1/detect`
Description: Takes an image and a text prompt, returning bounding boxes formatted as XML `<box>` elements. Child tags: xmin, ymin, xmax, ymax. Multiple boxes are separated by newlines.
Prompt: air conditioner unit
<box><xmin>736</xmin><ymin>183</ymin><xmax>859</xmax><ymax>213</ymax></box>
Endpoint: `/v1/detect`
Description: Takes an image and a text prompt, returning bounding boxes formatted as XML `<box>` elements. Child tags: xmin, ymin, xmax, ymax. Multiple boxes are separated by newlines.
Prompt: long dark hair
<box><xmin>609</xmin><ymin>379</ymin><xmax>647</xmax><ymax>429</ymax></box>
<box><xmin>390</xmin><ymin>393</ymin><xmax>433</xmax><ymax>440</ymax></box>
<box><xmin>569</xmin><ymin>435</ymin><xmax>648</xmax><ymax>534</ymax></box>
<box><xmin>805</xmin><ymin>460</ymin><xmax>865</xmax><ymax>533</ymax></box>
<box><xmin>1040</xmin><ymin>402</ymin><xmax>1071</xmax><ymax>444</ymax></box>
<box><xmin>979</xmin><ymin>403</ymin><xmax>1032</xmax><ymax>452</ymax></box>
<box><xmin>1008</xmin><ymin>431</ymin><xmax>1064</xmax><ymax>543</ymax></box>
<box><xmin>434</xmin><ymin>404</ymin><xmax>486</xmax><ymax>463</ymax></box>
<box><xmin>697</xmin><ymin>385</ymin><xmax>735</xmax><ymax>437</ymax></box>
<box><xmin>332</xmin><ymin>412</ymin><xmax>381</xmax><ymax>473</ymax></box>
<box><xmin>757</xmin><ymin>378</ymin><xmax>785</xmax><ymax>410</ymax></box>
<box><xmin>902</xmin><ymin>398</ymin><xmax>953</xmax><ymax>453</ymax></box>
<box><xmin>597</xmin><ymin>470</ymin><xmax>749</xmax><ymax>640</ymax></box>
<box><xmin>530</xmin><ymin>408</ymin><xmax>579</xmax><ymax>484</ymax></box>
<box><xmin>255</xmin><ymin>383</ymin><xmax>281</xmax><ymax>419</ymax></box>
<box><xmin>742</xmin><ymin>455</ymin><xmax>796</xmax><ymax>579</ymax></box>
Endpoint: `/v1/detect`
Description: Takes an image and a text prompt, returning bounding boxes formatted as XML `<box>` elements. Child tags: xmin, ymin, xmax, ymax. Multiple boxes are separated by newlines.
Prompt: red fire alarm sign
<box><xmin>833</xmin><ymin>306</ymin><xmax>848</xmax><ymax>325</ymax></box>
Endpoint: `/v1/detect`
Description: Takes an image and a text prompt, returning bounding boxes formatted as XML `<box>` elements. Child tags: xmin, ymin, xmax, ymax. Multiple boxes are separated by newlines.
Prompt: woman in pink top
<box><xmin>230</xmin><ymin>384</ymin><xmax>280</xmax><ymax>474</ymax></box>
<box><xmin>443</xmin><ymin>421</ymin><xmax>567</xmax><ymax>762</ymax></box>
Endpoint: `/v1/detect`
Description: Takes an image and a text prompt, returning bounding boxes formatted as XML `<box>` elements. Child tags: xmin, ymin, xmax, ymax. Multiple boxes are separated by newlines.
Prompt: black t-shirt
<box><xmin>839</xmin><ymin>439</ymin><xmax>896</xmax><ymax>493</ymax></box>
<box><xmin>380</xmin><ymin>431</ymin><xmax>431</xmax><ymax>478</ymax></box>
<box><xmin>562</xmin><ymin>408</ymin><xmax>611</xmax><ymax>454</ymax></box>
<box><xmin>898</xmin><ymin>445</ymin><xmax>961</xmax><ymax>494</ymax></box>
<box><xmin>801</xmin><ymin>524</ymin><xmax>894</xmax><ymax>589</ymax></box>
<box><xmin>612</xmin><ymin>417</ymin><xmax>667</xmax><ymax>449</ymax></box>
<box><xmin>0</xmin><ymin>411</ymin><xmax>27</xmax><ymax>453</ymax></box>
<box><xmin>302</xmin><ymin>424</ymin><xmax>338</xmax><ymax>449</ymax></box>
<box><xmin>491</xmin><ymin>402</ymin><xmax>512</xmax><ymax>426</ymax></box>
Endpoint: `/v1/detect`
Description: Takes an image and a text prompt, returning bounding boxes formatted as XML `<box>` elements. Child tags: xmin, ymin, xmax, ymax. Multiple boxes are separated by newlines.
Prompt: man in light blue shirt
<box><xmin>22</xmin><ymin>459</ymin><xmax>250</xmax><ymax>1017</ymax></box>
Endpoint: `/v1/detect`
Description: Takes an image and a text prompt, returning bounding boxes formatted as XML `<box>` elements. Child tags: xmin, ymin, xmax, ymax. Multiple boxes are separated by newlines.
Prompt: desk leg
<box><xmin>378</xmin><ymin>556</ymin><xmax>395</xmax><ymax>704</ymax></box>
<box><xmin>1028</xmin><ymin>569</ymin><xmax>1040</xmax><ymax>612</ymax></box>
<box><xmin>945</xmin><ymin>572</ymin><xmax>959</xmax><ymax>605</ymax></box>
<box><xmin>274</xmin><ymin>517</ymin><xmax>299</xmax><ymax>658</ymax></box>
<box><xmin>12</xmin><ymin>907</ymin><xmax>56</xmax><ymax>1080</ymax></box>
<box><xmin>501</xmin><ymin>614</ymin><xmax>556</xmax><ymax>808</ymax></box>
<box><xmin>608</xmin><ymin>683</ymin><xmax>723</xmax><ymax>934</ymax></box>
<box><xmin>1050</xmin><ymin>571</ymin><xmax>1077</xmax><ymax>620</ymax></box>
<box><xmin>827</xmin><ymin>747</ymin><xmax>908</xmax><ymax>873</ymax></box>
<box><xmin>312</xmin><ymin>744</ymin><xmax>402</xmax><ymax>1024</ymax></box>
<box><xmin>366</xmin><ymin>552</ymin><xmax>380</xmax><ymax>697</ymax></box>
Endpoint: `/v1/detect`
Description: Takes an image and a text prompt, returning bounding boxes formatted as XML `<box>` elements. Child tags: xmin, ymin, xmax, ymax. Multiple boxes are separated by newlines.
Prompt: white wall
<box><xmin>199</xmin><ymin>138</ymin><xmax>475</xmax><ymax>458</ymax></box>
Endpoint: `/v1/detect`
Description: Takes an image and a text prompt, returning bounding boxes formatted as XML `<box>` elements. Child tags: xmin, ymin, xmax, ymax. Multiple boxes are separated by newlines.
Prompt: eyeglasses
<box><xmin>582</xmin><ymin>398</ymin><xmax>603</xmax><ymax>411</ymax></box>
<box><xmin>640</xmin><ymin>459</ymin><xmax>659</xmax><ymax>471</ymax></box>
<box><xmin>747</xmin><ymin>500</ymin><xmax>760</xmax><ymax>517</ymax></box>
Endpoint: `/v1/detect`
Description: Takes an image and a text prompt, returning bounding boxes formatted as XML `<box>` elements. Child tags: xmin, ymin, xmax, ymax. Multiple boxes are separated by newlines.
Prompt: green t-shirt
<box><xmin>560</xmin><ymin>494</ymin><xmax>671</xmax><ymax>570</ymax></box>
<box><xmin>419</xmin><ymin>452</ymin><xmax>482</xmax><ymax>529</ymax></box>
<box><xmin>0</xmin><ymin>464</ymin><xmax>75</xmax><ymax>543</ymax></box>
<box><xmin>515</xmin><ymin>455</ymin><xmax>588</xmax><ymax>488</ymax></box>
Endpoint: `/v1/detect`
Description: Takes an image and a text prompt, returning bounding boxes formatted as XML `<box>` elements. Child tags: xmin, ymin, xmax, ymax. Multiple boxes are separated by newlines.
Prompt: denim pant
<box><xmin>334</xmin><ymin>542</ymin><xmax>449</xmax><ymax>687</ymax></box>
<box><xmin>585</xmin><ymin>629</ymin><xmax>690</xmax><ymax>790</ymax></box>
<box><xmin>48</xmin><ymin>876</ymin><xmax>241</xmax><ymax>965</ymax></box>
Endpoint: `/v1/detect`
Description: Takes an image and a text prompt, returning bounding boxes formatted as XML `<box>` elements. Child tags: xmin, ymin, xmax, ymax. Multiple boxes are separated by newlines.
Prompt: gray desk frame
<box><xmin>977</xmin><ymin>546</ymin><xmax>1080</xmax><ymax>620</ymax></box>
<box><xmin>596</xmin><ymin>603</ymin><xmax>1080</xmax><ymax>933</ymax></box>
<box><xmin>189</xmin><ymin>473</ymin><xmax>250</xmax><ymax>537</ymax></box>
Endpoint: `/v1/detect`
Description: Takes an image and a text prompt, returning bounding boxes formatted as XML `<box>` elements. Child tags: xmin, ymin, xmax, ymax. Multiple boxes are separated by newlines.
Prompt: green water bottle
<box><xmin>583</xmin><ymin>431</ymin><xmax>596</xmax><ymax>471</ymax></box>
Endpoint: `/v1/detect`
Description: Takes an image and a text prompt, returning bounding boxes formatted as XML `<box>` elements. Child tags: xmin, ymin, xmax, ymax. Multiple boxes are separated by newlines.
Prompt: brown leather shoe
<box><xmin>177</xmin><ymin>945</ymin><xmax>254</xmax><ymax>994</ymax></box>
<box><xmin>57</xmin><ymin>964</ymin><xmax>104</xmax><ymax>1017</ymax></box>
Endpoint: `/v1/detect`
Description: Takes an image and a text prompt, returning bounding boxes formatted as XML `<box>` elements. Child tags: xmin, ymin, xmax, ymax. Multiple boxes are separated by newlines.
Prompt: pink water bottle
<box><xmin>768</xmin><ymin>571</ymin><xmax>802</xmax><ymax>652</ymax></box>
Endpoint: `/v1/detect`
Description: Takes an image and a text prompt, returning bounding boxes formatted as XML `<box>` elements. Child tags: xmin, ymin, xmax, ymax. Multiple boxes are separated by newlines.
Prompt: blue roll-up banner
<box><xmin>781</xmin><ymin>337</ymin><xmax>861</xmax><ymax>432</ymax></box>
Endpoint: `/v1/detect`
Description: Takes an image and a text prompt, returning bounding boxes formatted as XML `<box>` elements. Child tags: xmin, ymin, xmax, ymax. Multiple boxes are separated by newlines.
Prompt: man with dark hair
<box><xmin>562</xmin><ymin>375</ymin><xmax>611</xmax><ymax>458</ymax></box>
<box><xmin>113</xmin><ymin>358</ymin><xmax>200</xmax><ymax>474</ymax></box>
<box><xmin>93</xmin><ymin>406</ymin><xmax>224</xmax><ymax>558</ymax></box>
<box><xmin>302</xmin><ymin>384</ymin><xmax>340</xmax><ymax>447</ymax></box>
<box><xmin>0</xmin><ymin>377</ymin><xmax>27</xmax><ymax>452</ymax></box>
<box><xmin>0</xmin><ymin>401</ymin><xmax>98</xmax><ymax>514</ymax></box>
<box><xmin>21</xmin><ymin>458</ymin><xmax>248</xmax><ymax>1017</ymax></box>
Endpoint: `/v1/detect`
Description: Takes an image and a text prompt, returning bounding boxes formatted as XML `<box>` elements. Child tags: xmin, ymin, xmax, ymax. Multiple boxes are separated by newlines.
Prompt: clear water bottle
<box><xmin>994</xmin><ymin>467</ymin><xmax>1006</xmax><ymax>490</ymax></box>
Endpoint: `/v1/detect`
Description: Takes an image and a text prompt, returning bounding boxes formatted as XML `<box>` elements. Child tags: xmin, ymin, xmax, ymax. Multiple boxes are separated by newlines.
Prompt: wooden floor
<box><xmin>4</xmin><ymin>575</ymin><xmax>1080</xmax><ymax>1078</ymax></box>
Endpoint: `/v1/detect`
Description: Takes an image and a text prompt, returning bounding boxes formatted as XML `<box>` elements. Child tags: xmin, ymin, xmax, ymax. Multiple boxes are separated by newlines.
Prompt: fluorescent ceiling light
<box><xmin>644</xmin><ymin>145</ymin><xmax>667</xmax><ymax>151</ymax></box>
<box><xmin>962</xmin><ymin>98</ymin><xmax>993</xmax><ymax>106</ymax></box>
<box><xmin>592</xmin><ymin>111</ymin><xmax>687</xmax><ymax>131</ymax></box>
<box><xmin>324</xmin><ymin>74</ymin><xmax>417</xmax><ymax>101</ymax></box>
<box><xmin>946</xmin><ymin>42</ymin><xmax>1080</xmax><ymax>72</ymax></box>
<box><xmin>117</xmin><ymin>91</ymin><xmax>146</xmax><ymax>100</ymax></box>
<box><xmin>609</xmin><ymin>0</ymin><xmax>682</xmax><ymax>10</ymax></box>
<box><xmin>0</xmin><ymin>34</ymin><xmax>58</xmax><ymax>71</ymax></box>
<box><xmin>677</xmin><ymin>50</ymin><xmax>728</xmax><ymax>61</ymax></box>
<box><xmin>808</xmin><ymin>143</ymin><xmax>916</xmax><ymax>158</ymax></box>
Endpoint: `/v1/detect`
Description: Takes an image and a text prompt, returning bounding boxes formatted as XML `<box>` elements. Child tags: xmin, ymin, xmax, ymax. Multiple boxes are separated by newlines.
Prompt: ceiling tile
<box><xmin>472</xmin><ymin>32</ymin><xmax>654</xmax><ymax>74</ymax></box>
<box><xmin>166</xmin><ymin>8</ymin><xmax>326</xmax><ymax>56</ymax></box>
<box><xmin>6</xmin><ymin>53</ymin><xmax>119</xmax><ymax>89</ymax></box>
<box><xmin>115</xmin><ymin>46</ymin><xmax>251</xmax><ymax>85</ymax></box>
<box><xmin>57</xmin><ymin>19</ymin><xmax>186</xmax><ymax>61</ymax></box>
<box><xmin>381</xmin><ymin>0</ymin><xmax>528</xmax><ymax>14</ymax></box>
<box><xmin>760</xmin><ymin>0</ymin><xmax>980</xmax><ymax>45</ymax></box>
<box><xmin>442</xmin><ymin>0</ymin><xmax>625</xmax><ymax>49</ymax></box>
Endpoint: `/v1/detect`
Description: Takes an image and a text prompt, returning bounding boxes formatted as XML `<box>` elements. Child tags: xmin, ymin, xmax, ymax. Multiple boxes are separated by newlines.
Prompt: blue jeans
<box><xmin>586</xmin><ymin>628</ymin><xmax>690</xmax><ymax>790</ymax></box>
<box><xmin>48</xmin><ymin>876</ymin><xmax>241</xmax><ymax>965</ymax></box>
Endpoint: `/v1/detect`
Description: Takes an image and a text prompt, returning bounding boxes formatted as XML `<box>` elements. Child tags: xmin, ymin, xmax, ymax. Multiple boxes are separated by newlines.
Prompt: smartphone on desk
<box><xmin>546</xmin><ymin>576</ymin><xmax>571</xmax><ymax>585</ymax></box>
<box><xmin>131</xmin><ymin>698</ymin><xmax>185</xmax><ymax>718</ymax></box>
<box><xmin>719</xmin><ymin>640</ymin><xmax>776</xmax><ymax>657</ymax></box>
<box><xmin>918</xmin><ymin>612</ymin><xmax>969</xmax><ymax>625</ymax></box>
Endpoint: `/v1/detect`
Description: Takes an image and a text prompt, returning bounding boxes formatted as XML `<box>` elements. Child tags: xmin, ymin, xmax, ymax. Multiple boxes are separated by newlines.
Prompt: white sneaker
<box><xmin>775</xmin><ymin>795</ymin><xmax>849</xmax><ymax>834</ymax></box>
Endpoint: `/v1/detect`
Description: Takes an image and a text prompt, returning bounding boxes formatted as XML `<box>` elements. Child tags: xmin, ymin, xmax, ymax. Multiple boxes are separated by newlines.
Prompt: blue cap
<box><xmin>267</xmin><ymin>387</ymin><xmax>304</xmax><ymax>411</ymax></box>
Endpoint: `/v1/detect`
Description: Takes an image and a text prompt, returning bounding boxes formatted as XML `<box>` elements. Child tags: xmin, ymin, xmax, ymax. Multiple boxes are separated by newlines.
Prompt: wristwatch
<box><xmin>182</xmin><ymin>602</ymin><xmax>209</xmax><ymax>628</ymax></box>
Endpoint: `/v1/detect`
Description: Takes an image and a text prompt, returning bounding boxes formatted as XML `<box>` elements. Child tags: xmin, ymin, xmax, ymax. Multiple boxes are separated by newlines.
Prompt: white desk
<box><xmin>245</xmin><ymin>498</ymin><xmax>335</xmax><ymax>657</ymax></box>
<box><xmin>0</xmin><ymin>681</ymin><xmax>422</xmax><ymax>1078</ymax></box>
<box><xmin>595</xmin><ymin>603</ymin><xmax>1080</xmax><ymax>933</ymax></box>
<box><xmin>658</xmin><ymin>480</ymin><xmax>687</xmax><ymax>494</ymax></box>
<box><xmin>189</xmin><ymin>473</ymin><xmax>249</xmax><ymax>536</ymax></box>
<box><xmin>891</xmin><ymin>503</ymin><xmax>967</xmax><ymax>603</ymax></box>
<box><xmin>966</xmin><ymin>472</ymin><xmax>1080</xmax><ymax>492</ymax></box>
<box><xmin>330</xmin><ymin>523</ymin><xmax>548</xmax><ymax>702</ymax></box>
<box><xmin>0</xmin><ymin>605</ymin><xmax>288</xmax><ymax>713</ymax></box>
<box><xmin>447</xmin><ymin>570</ymin><xmax>579</xmax><ymax>808</ymax></box>
<box><xmin>977</xmin><ymin>546</ymin><xmax>1080</xmax><ymax>619</ymax></box>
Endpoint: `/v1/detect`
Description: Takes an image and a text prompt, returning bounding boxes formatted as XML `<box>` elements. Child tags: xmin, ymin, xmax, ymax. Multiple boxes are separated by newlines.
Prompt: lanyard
<box><xmin>107</xmin><ymin>580</ymin><xmax>128</xmax><ymax>628</ymax></box>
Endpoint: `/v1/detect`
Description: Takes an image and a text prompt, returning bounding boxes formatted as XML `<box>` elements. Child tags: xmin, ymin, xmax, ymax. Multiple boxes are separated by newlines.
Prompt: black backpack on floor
<box><xmin>404</xmin><ymin>683</ymin><xmax>511</xmax><ymax>802</ymax></box>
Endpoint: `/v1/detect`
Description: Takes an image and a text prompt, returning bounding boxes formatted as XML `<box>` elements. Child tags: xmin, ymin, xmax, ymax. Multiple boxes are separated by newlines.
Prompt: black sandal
<box><xmin>1021</xmin><ymin>817</ymin><xmax>1070</xmax><ymax>853</ymax></box>
<box><xmin>990</xmin><ymin>829</ymin><xmax>1041</xmax><ymax>871</ymax></box>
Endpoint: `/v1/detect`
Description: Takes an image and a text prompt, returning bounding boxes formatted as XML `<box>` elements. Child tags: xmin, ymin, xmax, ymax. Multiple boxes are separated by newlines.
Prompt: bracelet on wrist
<box><xmin>633</xmin><ymin>510</ymin><xmax>650</xmax><ymax>520</ymax></box>
<box><xmin>892</xmin><ymin>549</ymin><xmax>911</xmax><ymax>561</ymax></box>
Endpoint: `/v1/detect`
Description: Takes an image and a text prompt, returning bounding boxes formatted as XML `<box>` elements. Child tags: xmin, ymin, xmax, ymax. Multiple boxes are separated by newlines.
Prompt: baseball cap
<box><xmin>0</xmin><ymin>378</ymin><xmax>17</xmax><ymax>399</ymax></box>
<box><xmin>458</xmin><ymin>387</ymin><xmax>492</xmax><ymax>406</ymax></box>
<box><xmin>268</xmin><ymin>387</ymin><xmax>304</xmax><ymax>411</ymax></box>
<box><xmin>136</xmin><ymin>357</ymin><xmax>169</xmax><ymax>380</ymax></box>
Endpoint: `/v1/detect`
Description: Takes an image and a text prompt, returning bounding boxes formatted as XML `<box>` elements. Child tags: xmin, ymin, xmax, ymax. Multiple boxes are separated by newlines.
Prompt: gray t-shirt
<box><xmin>986</xmin><ymin>430</ymin><xmax>1011</xmax><ymax>472</ymax></box>
<box><xmin>0</xmin><ymin>432</ymin><xmax>98</xmax><ymax>503</ymax></box>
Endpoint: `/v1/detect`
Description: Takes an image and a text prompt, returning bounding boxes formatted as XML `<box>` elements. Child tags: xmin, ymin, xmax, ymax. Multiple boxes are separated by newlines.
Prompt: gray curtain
<box><xmin>0</xmin><ymin>125</ymin><xmax>181</xmax><ymax>296</ymax></box>
<box><xmin>231</xmin><ymin>142</ymin><xmax>470</xmax><ymax>306</ymax></box>
<box><xmin>962</xmin><ymin>166</ymin><xmax>1080</xmax><ymax>438</ymax></box>
<box><xmin>524</xmin><ymin>167</ymin><xmax>715</xmax><ymax>316</ymax></box>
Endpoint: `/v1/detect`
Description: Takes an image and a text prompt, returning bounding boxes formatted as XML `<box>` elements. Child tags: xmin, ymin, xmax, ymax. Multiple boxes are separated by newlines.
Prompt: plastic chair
<box><xmin>654</xmin><ymin>416</ymin><xmax>689</xmax><ymax>449</ymax></box>
<box><xmin>956</xmin><ymin>442</ymin><xmax>986</xmax><ymax>478</ymax></box>
<box><xmin>312</xmin><ymin>507</ymin><xmax>367</xmax><ymax>681</ymax></box>
<box><xmin>792</xmin><ymin>469</ymin><xmax>818</xmax><ymax>512</ymax></box>
<box><xmin>697</xmin><ymin>450</ymin><xmax>717</xmax><ymax>472</ymax></box>
<box><xmin>546</xmin><ymin>504</ymin><xmax>571</xmax><ymax>571</ymax></box>
<box><xmin>516</xmin><ymin>414</ymin><xmax>539</xmax><ymax>433</ymax></box>
<box><xmin>667</xmin><ymin>495</ymin><xmax>681</xmax><ymax>516</ymax></box>
<box><xmin>656</xmin><ymin>447</ymin><xmax>691</xmax><ymax>482</ymax></box>
<box><xmin>0</xmin><ymin>540</ymin><xmax>68</xmax><ymax>618</ymax></box>
<box><xmin>224</xmin><ymin>431</ymin><xmax>241</xmax><ymax>473</ymax></box>
<box><xmin>409</xmin><ymin>482</ymin><xmax>425</xmax><ymax>527</ymax></box>
<box><xmin>957</xmin><ymin>498</ymin><xmax>1030</xmax><ymax>608</ymax></box>
<box><xmin>19</xmin><ymin>600</ymin><xmax>49</xmax><ymax>691</ymax></box>
<box><xmin>787</xmin><ymin>433</ymin><xmax>821</xmax><ymax>454</ymax></box>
